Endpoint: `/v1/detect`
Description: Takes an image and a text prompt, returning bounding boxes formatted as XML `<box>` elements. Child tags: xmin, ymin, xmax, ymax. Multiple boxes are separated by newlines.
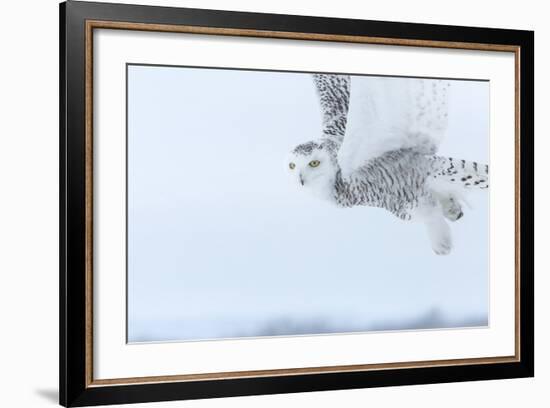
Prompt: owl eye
<box><xmin>289</xmin><ymin>162</ymin><xmax>296</xmax><ymax>170</ymax></box>
<box><xmin>309</xmin><ymin>160</ymin><xmax>320</xmax><ymax>168</ymax></box>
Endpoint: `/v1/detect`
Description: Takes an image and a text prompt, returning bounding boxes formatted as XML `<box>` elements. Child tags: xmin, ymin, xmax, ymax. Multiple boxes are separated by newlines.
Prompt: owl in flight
<box><xmin>286</xmin><ymin>74</ymin><xmax>489</xmax><ymax>255</ymax></box>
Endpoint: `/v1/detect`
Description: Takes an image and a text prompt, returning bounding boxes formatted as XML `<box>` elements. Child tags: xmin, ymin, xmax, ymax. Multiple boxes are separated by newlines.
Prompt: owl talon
<box><xmin>433</xmin><ymin>240</ymin><xmax>452</xmax><ymax>255</ymax></box>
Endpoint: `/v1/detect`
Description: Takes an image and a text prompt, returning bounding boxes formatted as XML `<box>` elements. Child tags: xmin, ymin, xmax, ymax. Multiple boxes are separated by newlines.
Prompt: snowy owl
<box><xmin>286</xmin><ymin>74</ymin><xmax>489</xmax><ymax>255</ymax></box>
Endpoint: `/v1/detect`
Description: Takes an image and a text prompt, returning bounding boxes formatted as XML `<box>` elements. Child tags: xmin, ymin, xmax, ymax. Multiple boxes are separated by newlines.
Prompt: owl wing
<box><xmin>312</xmin><ymin>74</ymin><xmax>350</xmax><ymax>149</ymax></box>
<box><xmin>338</xmin><ymin>76</ymin><xmax>450</xmax><ymax>177</ymax></box>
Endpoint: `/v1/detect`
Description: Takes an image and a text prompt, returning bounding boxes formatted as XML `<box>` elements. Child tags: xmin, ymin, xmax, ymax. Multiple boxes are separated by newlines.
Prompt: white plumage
<box><xmin>286</xmin><ymin>74</ymin><xmax>489</xmax><ymax>255</ymax></box>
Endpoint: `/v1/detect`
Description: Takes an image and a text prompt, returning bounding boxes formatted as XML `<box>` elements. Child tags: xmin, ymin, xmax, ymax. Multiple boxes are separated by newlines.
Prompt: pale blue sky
<box><xmin>127</xmin><ymin>65</ymin><xmax>490</xmax><ymax>342</ymax></box>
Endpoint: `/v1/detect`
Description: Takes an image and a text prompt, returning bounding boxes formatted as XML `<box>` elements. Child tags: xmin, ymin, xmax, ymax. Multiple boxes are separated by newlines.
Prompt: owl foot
<box><xmin>424</xmin><ymin>213</ymin><xmax>453</xmax><ymax>255</ymax></box>
<box><xmin>440</xmin><ymin>195</ymin><xmax>463</xmax><ymax>222</ymax></box>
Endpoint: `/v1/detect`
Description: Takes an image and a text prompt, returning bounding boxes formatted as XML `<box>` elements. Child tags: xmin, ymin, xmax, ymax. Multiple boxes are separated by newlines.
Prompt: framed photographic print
<box><xmin>59</xmin><ymin>1</ymin><xmax>534</xmax><ymax>406</ymax></box>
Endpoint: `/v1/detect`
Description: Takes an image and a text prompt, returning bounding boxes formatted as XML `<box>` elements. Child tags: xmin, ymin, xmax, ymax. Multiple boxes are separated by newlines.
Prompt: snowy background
<box><xmin>127</xmin><ymin>65</ymin><xmax>489</xmax><ymax>342</ymax></box>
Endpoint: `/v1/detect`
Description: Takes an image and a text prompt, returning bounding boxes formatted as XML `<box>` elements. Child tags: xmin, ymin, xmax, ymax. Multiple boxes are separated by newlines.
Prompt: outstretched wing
<box><xmin>312</xmin><ymin>74</ymin><xmax>350</xmax><ymax>149</ymax></box>
<box><xmin>338</xmin><ymin>76</ymin><xmax>450</xmax><ymax>177</ymax></box>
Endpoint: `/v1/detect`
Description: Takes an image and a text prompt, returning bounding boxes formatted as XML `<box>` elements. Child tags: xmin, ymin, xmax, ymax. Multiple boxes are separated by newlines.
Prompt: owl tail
<box><xmin>431</xmin><ymin>156</ymin><xmax>489</xmax><ymax>190</ymax></box>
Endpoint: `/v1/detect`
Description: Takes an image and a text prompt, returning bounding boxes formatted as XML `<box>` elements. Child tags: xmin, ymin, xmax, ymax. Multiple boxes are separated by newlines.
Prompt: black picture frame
<box><xmin>60</xmin><ymin>1</ymin><xmax>534</xmax><ymax>406</ymax></box>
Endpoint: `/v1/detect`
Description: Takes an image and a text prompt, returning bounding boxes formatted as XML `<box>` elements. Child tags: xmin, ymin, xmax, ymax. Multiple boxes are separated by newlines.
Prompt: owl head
<box><xmin>286</xmin><ymin>141</ymin><xmax>337</xmax><ymax>200</ymax></box>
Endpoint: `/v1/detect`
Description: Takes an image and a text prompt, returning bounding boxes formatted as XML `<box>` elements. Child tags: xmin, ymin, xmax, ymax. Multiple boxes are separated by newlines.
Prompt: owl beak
<box><xmin>299</xmin><ymin>174</ymin><xmax>305</xmax><ymax>186</ymax></box>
